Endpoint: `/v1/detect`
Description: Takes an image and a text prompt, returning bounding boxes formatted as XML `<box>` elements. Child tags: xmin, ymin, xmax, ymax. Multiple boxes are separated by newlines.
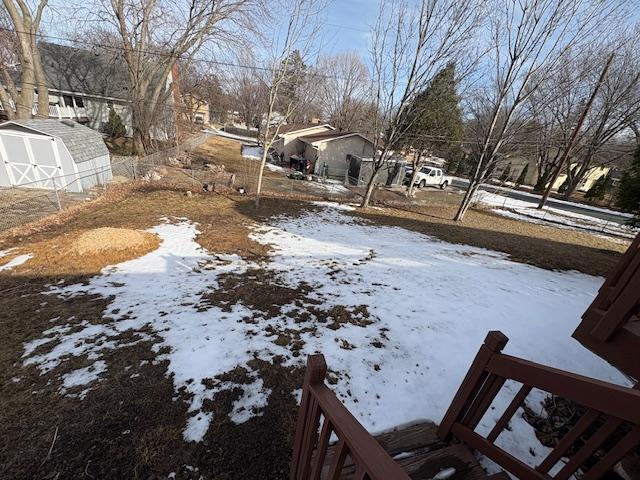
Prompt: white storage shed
<box><xmin>0</xmin><ymin>119</ymin><xmax>111</xmax><ymax>193</ymax></box>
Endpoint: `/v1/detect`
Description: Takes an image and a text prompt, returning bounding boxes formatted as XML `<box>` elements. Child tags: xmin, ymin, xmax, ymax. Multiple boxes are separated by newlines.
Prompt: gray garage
<box><xmin>0</xmin><ymin>119</ymin><xmax>111</xmax><ymax>193</ymax></box>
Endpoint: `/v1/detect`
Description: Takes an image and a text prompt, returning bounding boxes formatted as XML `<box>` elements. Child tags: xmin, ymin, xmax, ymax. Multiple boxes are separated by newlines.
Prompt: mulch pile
<box><xmin>69</xmin><ymin>227</ymin><xmax>158</xmax><ymax>257</ymax></box>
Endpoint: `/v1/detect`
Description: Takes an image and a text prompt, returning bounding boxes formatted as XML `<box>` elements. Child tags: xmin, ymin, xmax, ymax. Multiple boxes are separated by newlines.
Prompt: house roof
<box><xmin>275</xmin><ymin>123</ymin><xmax>334</xmax><ymax>136</ymax></box>
<box><xmin>0</xmin><ymin>119</ymin><xmax>109</xmax><ymax>163</ymax></box>
<box><xmin>299</xmin><ymin>131</ymin><xmax>374</xmax><ymax>145</ymax></box>
<box><xmin>39</xmin><ymin>42</ymin><xmax>131</xmax><ymax>100</ymax></box>
<box><xmin>5</xmin><ymin>42</ymin><xmax>131</xmax><ymax>101</ymax></box>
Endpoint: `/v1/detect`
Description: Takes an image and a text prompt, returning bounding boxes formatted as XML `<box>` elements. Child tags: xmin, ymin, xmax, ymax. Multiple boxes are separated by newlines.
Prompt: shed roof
<box><xmin>0</xmin><ymin>119</ymin><xmax>109</xmax><ymax>164</ymax></box>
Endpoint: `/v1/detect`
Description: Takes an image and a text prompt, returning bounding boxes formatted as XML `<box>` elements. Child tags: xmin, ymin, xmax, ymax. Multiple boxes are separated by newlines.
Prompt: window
<box><xmin>421</xmin><ymin>167</ymin><xmax>431</xmax><ymax>174</ymax></box>
<box><xmin>107</xmin><ymin>100</ymin><xmax>114</xmax><ymax>109</ymax></box>
<box><xmin>63</xmin><ymin>95</ymin><xmax>74</xmax><ymax>107</ymax></box>
<box><xmin>429</xmin><ymin>170</ymin><xmax>437</xmax><ymax>177</ymax></box>
<box><xmin>75</xmin><ymin>97</ymin><xmax>85</xmax><ymax>108</ymax></box>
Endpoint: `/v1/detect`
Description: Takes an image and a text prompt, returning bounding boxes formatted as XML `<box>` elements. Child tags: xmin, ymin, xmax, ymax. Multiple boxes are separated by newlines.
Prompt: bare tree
<box><xmin>1</xmin><ymin>0</ymin><xmax>49</xmax><ymax>119</ymax></box>
<box><xmin>558</xmin><ymin>33</ymin><xmax>640</xmax><ymax>199</ymax></box>
<box><xmin>361</xmin><ymin>0</ymin><xmax>482</xmax><ymax>209</ymax></box>
<box><xmin>519</xmin><ymin>51</ymin><xmax>593</xmax><ymax>192</ymax></box>
<box><xmin>230</xmin><ymin>57</ymin><xmax>267</xmax><ymax>129</ymax></box>
<box><xmin>453</xmin><ymin>0</ymin><xmax>626</xmax><ymax>222</ymax></box>
<box><xmin>253</xmin><ymin>0</ymin><xmax>326</xmax><ymax>208</ymax></box>
<box><xmin>317</xmin><ymin>51</ymin><xmax>369</xmax><ymax>131</ymax></box>
<box><xmin>99</xmin><ymin>0</ymin><xmax>260</xmax><ymax>154</ymax></box>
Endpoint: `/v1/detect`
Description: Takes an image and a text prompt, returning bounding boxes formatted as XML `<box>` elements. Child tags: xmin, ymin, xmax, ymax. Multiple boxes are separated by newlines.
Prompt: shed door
<box><xmin>1</xmin><ymin>134</ymin><xmax>38</xmax><ymax>187</ymax></box>
<box><xmin>0</xmin><ymin>133</ymin><xmax>61</xmax><ymax>189</ymax></box>
<box><xmin>29</xmin><ymin>137</ymin><xmax>61</xmax><ymax>189</ymax></box>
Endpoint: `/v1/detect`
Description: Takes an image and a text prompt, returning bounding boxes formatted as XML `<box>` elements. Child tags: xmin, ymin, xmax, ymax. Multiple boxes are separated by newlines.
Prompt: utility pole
<box><xmin>537</xmin><ymin>53</ymin><xmax>615</xmax><ymax>210</ymax></box>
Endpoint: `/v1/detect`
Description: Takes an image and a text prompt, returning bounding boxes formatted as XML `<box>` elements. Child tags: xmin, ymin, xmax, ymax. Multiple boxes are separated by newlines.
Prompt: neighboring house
<box><xmin>552</xmin><ymin>164</ymin><xmax>611</xmax><ymax>192</ymax></box>
<box><xmin>0</xmin><ymin>42</ymin><xmax>176</xmax><ymax>140</ymax></box>
<box><xmin>182</xmin><ymin>95</ymin><xmax>210</xmax><ymax>126</ymax></box>
<box><xmin>0</xmin><ymin>119</ymin><xmax>111</xmax><ymax>193</ymax></box>
<box><xmin>271</xmin><ymin>124</ymin><xmax>335</xmax><ymax>164</ymax></box>
<box><xmin>494</xmin><ymin>156</ymin><xmax>612</xmax><ymax>192</ymax></box>
<box><xmin>297</xmin><ymin>131</ymin><xmax>375</xmax><ymax>179</ymax></box>
<box><xmin>493</xmin><ymin>156</ymin><xmax>537</xmax><ymax>184</ymax></box>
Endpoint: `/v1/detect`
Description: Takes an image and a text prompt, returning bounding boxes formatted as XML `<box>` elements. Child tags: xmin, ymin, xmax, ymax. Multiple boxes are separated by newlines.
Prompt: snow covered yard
<box><xmin>17</xmin><ymin>202</ymin><xmax>629</xmax><ymax>473</ymax></box>
<box><xmin>475</xmin><ymin>190</ymin><xmax>638</xmax><ymax>240</ymax></box>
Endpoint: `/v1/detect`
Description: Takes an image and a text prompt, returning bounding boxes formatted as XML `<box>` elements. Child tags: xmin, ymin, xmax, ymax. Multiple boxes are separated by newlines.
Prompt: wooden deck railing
<box><xmin>573</xmin><ymin>233</ymin><xmax>640</xmax><ymax>379</ymax></box>
<box><xmin>438</xmin><ymin>331</ymin><xmax>640</xmax><ymax>480</ymax></box>
<box><xmin>290</xmin><ymin>355</ymin><xmax>410</xmax><ymax>480</ymax></box>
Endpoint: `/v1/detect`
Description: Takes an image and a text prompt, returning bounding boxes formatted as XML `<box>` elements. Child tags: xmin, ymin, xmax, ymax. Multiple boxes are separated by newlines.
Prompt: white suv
<box><xmin>404</xmin><ymin>166</ymin><xmax>449</xmax><ymax>189</ymax></box>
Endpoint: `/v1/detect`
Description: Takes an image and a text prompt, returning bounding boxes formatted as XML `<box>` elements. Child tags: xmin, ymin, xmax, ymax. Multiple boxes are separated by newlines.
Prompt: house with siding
<box><xmin>296</xmin><ymin>131</ymin><xmax>375</xmax><ymax>179</ymax></box>
<box><xmin>0</xmin><ymin>42</ymin><xmax>176</xmax><ymax>141</ymax></box>
<box><xmin>271</xmin><ymin>124</ymin><xmax>334</xmax><ymax>164</ymax></box>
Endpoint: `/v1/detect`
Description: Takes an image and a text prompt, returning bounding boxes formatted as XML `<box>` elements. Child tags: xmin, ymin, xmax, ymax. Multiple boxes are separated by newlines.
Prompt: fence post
<box><xmin>53</xmin><ymin>174</ymin><xmax>62</xmax><ymax>211</ymax></box>
<box><xmin>290</xmin><ymin>354</ymin><xmax>327</xmax><ymax>480</ymax></box>
<box><xmin>437</xmin><ymin>331</ymin><xmax>508</xmax><ymax>441</ymax></box>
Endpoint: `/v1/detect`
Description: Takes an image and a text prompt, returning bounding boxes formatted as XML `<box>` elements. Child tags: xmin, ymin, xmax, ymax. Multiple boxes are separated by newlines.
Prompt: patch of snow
<box><xmin>311</xmin><ymin>201</ymin><xmax>356</xmax><ymax>211</ymax></box>
<box><xmin>22</xmin><ymin>209</ymin><xmax>629</xmax><ymax>466</ymax></box>
<box><xmin>229</xmin><ymin>377</ymin><xmax>271</xmax><ymax>424</ymax></box>
<box><xmin>247</xmin><ymin>207</ymin><xmax>629</xmax><ymax>468</ymax></box>
<box><xmin>0</xmin><ymin>247</ymin><xmax>16</xmax><ymax>258</ymax></box>
<box><xmin>0</xmin><ymin>253</ymin><xmax>33</xmax><ymax>272</ymax></box>
<box><xmin>61</xmin><ymin>360</ymin><xmax>107</xmax><ymax>396</ymax></box>
<box><xmin>308</xmin><ymin>181</ymin><xmax>350</xmax><ymax>195</ymax></box>
<box><xmin>241</xmin><ymin>146</ymin><xmax>286</xmax><ymax>173</ymax></box>
<box><xmin>241</xmin><ymin>145</ymin><xmax>262</xmax><ymax>160</ymax></box>
<box><xmin>475</xmin><ymin>191</ymin><xmax>637</xmax><ymax>239</ymax></box>
<box><xmin>266</xmin><ymin>163</ymin><xmax>285</xmax><ymax>173</ymax></box>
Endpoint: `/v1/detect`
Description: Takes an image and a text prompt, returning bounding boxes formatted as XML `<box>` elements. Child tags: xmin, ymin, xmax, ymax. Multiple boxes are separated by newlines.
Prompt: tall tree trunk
<box><xmin>406</xmin><ymin>151</ymin><xmax>422</xmax><ymax>198</ymax></box>
<box><xmin>361</xmin><ymin>172</ymin><xmax>377</xmax><ymax>208</ymax></box>
<box><xmin>32</xmin><ymin>41</ymin><xmax>49</xmax><ymax>119</ymax></box>
<box><xmin>453</xmin><ymin>177</ymin><xmax>482</xmax><ymax>221</ymax></box>
<box><xmin>0</xmin><ymin>87</ymin><xmax>15</xmax><ymax>120</ymax></box>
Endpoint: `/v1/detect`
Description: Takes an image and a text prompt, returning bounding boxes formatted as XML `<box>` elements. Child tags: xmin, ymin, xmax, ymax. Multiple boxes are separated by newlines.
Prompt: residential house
<box><xmin>552</xmin><ymin>164</ymin><xmax>612</xmax><ymax>192</ymax></box>
<box><xmin>297</xmin><ymin>131</ymin><xmax>375</xmax><ymax>179</ymax></box>
<box><xmin>182</xmin><ymin>94</ymin><xmax>210</xmax><ymax>126</ymax></box>
<box><xmin>0</xmin><ymin>42</ymin><xmax>176</xmax><ymax>141</ymax></box>
<box><xmin>271</xmin><ymin>124</ymin><xmax>334</xmax><ymax>163</ymax></box>
<box><xmin>493</xmin><ymin>156</ymin><xmax>612</xmax><ymax>192</ymax></box>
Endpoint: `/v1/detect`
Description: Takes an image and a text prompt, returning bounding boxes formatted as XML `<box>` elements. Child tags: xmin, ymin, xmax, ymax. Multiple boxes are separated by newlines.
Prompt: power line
<box><xmin>0</xmin><ymin>26</ymin><xmax>354</xmax><ymax>80</ymax></box>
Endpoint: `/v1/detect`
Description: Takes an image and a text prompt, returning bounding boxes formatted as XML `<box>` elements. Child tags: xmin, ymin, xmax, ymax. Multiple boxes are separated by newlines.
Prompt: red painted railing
<box><xmin>573</xmin><ymin>233</ymin><xmax>640</xmax><ymax>379</ymax></box>
<box><xmin>290</xmin><ymin>354</ymin><xmax>410</xmax><ymax>480</ymax></box>
<box><xmin>438</xmin><ymin>331</ymin><xmax>640</xmax><ymax>480</ymax></box>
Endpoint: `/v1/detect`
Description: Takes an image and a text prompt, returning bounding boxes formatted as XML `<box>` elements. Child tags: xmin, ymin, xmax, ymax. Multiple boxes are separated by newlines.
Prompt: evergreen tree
<box><xmin>585</xmin><ymin>174</ymin><xmax>612</xmax><ymax>201</ymax></box>
<box><xmin>104</xmin><ymin>108</ymin><xmax>127</xmax><ymax>139</ymax></box>
<box><xmin>400</xmin><ymin>63</ymin><xmax>464</xmax><ymax>152</ymax></box>
<box><xmin>275</xmin><ymin>50</ymin><xmax>307</xmax><ymax>113</ymax></box>
<box><xmin>516</xmin><ymin>164</ymin><xmax>529</xmax><ymax>186</ymax></box>
<box><xmin>617</xmin><ymin>145</ymin><xmax>640</xmax><ymax>226</ymax></box>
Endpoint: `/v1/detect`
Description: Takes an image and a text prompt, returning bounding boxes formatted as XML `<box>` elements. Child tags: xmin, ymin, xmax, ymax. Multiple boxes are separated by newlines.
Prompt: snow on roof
<box><xmin>0</xmin><ymin>119</ymin><xmax>109</xmax><ymax>163</ymax></box>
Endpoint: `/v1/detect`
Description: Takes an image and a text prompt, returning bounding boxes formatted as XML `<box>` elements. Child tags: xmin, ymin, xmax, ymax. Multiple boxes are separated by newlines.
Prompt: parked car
<box><xmin>404</xmin><ymin>166</ymin><xmax>450</xmax><ymax>189</ymax></box>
